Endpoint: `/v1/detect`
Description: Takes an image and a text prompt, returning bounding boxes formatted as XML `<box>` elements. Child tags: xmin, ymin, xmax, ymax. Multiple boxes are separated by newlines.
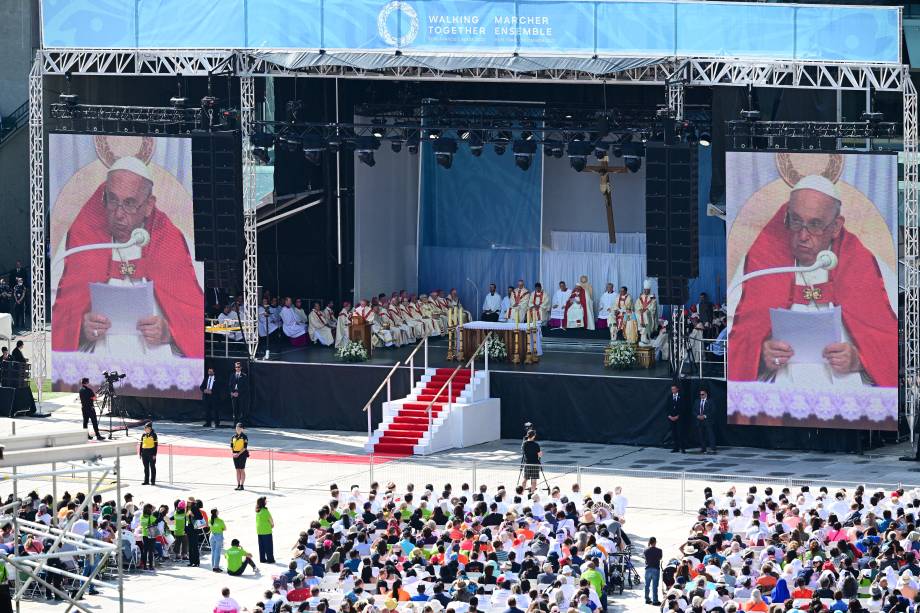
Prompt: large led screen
<box><xmin>50</xmin><ymin>134</ymin><xmax>204</xmax><ymax>399</ymax></box>
<box><xmin>726</xmin><ymin>151</ymin><xmax>897</xmax><ymax>430</ymax></box>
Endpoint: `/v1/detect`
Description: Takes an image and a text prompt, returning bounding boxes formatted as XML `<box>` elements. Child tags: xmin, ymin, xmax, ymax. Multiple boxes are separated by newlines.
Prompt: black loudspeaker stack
<box><xmin>645</xmin><ymin>142</ymin><xmax>699</xmax><ymax>305</ymax></box>
<box><xmin>191</xmin><ymin>132</ymin><xmax>244</xmax><ymax>290</ymax></box>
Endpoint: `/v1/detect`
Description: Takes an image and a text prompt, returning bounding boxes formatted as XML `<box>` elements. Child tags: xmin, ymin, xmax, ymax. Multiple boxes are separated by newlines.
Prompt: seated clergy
<box><xmin>418</xmin><ymin>295</ymin><xmax>443</xmax><ymax>335</ymax></box>
<box><xmin>399</xmin><ymin>297</ymin><xmax>427</xmax><ymax>339</ymax></box>
<box><xmin>280</xmin><ymin>297</ymin><xmax>308</xmax><ymax>345</ymax></box>
<box><xmin>369</xmin><ymin>305</ymin><xmax>394</xmax><ymax>348</ymax></box>
<box><xmin>498</xmin><ymin>286</ymin><xmax>513</xmax><ymax>323</ymax></box>
<box><xmin>323</xmin><ymin>301</ymin><xmax>336</xmax><ymax>327</ymax></box>
<box><xmin>217</xmin><ymin>304</ymin><xmax>243</xmax><ymax>341</ymax></box>
<box><xmin>258</xmin><ymin>298</ymin><xmax>280</xmax><ymax>338</ymax></box>
<box><xmin>292</xmin><ymin>298</ymin><xmax>308</xmax><ymax>324</ymax></box>
<box><xmin>482</xmin><ymin>283</ymin><xmax>502</xmax><ymax>322</ymax></box>
<box><xmin>549</xmin><ymin>281</ymin><xmax>572</xmax><ymax>328</ymax></box>
<box><xmin>308</xmin><ymin>302</ymin><xmax>334</xmax><ymax>346</ymax></box>
<box><xmin>377</xmin><ymin>299</ymin><xmax>406</xmax><ymax>346</ymax></box>
<box><xmin>387</xmin><ymin>299</ymin><xmax>415</xmax><ymax>344</ymax></box>
<box><xmin>335</xmin><ymin>302</ymin><xmax>352</xmax><ymax>349</ymax></box>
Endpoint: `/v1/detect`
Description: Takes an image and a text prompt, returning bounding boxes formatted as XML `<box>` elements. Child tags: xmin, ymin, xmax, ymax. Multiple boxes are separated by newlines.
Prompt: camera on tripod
<box><xmin>102</xmin><ymin>370</ymin><xmax>126</xmax><ymax>384</ymax></box>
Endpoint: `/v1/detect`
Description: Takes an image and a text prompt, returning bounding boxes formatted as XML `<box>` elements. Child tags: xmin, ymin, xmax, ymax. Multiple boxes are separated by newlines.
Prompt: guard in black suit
<box><xmin>697</xmin><ymin>292</ymin><xmax>714</xmax><ymax>324</ymax></box>
<box><xmin>228</xmin><ymin>361</ymin><xmax>248</xmax><ymax>424</ymax></box>
<box><xmin>667</xmin><ymin>383</ymin><xmax>686</xmax><ymax>453</ymax></box>
<box><xmin>200</xmin><ymin>367</ymin><xmax>219</xmax><ymax>427</ymax></box>
<box><xmin>694</xmin><ymin>388</ymin><xmax>716</xmax><ymax>454</ymax></box>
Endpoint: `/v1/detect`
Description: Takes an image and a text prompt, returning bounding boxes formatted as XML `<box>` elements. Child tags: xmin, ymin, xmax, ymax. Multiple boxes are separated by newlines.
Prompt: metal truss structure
<box><xmin>28</xmin><ymin>58</ymin><xmax>45</xmax><ymax>405</ymax></box>
<box><xmin>240</xmin><ymin>75</ymin><xmax>260</xmax><ymax>358</ymax></box>
<box><xmin>0</xmin><ymin>431</ymin><xmax>134</xmax><ymax>613</ymax></box>
<box><xmin>28</xmin><ymin>48</ymin><xmax>919</xmax><ymax>437</ymax></box>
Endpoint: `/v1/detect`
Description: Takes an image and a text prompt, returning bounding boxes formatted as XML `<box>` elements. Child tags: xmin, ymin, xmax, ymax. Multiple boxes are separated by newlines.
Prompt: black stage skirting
<box><xmin>127</xmin><ymin>359</ymin><xmax>876</xmax><ymax>453</ymax></box>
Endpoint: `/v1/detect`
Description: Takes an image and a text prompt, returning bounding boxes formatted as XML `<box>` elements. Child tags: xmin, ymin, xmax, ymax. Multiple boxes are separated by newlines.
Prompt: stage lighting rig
<box><xmin>302</xmin><ymin>133</ymin><xmax>325</xmax><ymax>165</ymax></box>
<box><xmin>463</xmin><ymin>130</ymin><xmax>484</xmax><ymax>157</ymax></box>
<box><xmin>623</xmin><ymin>142</ymin><xmax>643</xmax><ymax>173</ymax></box>
<box><xmin>59</xmin><ymin>93</ymin><xmax>79</xmax><ymax>107</ymax></box>
<box><xmin>513</xmin><ymin>139</ymin><xmax>537</xmax><ymax>171</ymax></box>
<box><xmin>355</xmin><ymin>135</ymin><xmax>380</xmax><ymax>167</ymax></box>
<box><xmin>433</xmin><ymin>137</ymin><xmax>458</xmax><ymax>169</ymax></box>
<box><xmin>567</xmin><ymin>140</ymin><xmax>593</xmax><ymax>172</ymax></box>
<box><xmin>543</xmin><ymin>140</ymin><xmax>564</xmax><ymax>159</ymax></box>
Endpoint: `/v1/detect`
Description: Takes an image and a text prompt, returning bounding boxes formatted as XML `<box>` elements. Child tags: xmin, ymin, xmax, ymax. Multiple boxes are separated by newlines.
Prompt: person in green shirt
<box><xmin>210</xmin><ymin>508</ymin><xmax>226</xmax><ymax>572</ymax></box>
<box><xmin>255</xmin><ymin>496</ymin><xmax>275</xmax><ymax>564</ymax></box>
<box><xmin>0</xmin><ymin>557</ymin><xmax>12</xmax><ymax>613</ymax></box>
<box><xmin>581</xmin><ymin>560</ymin><xmax>607</xmax><ymax>610</ymax></box>
<box><xmin>224</xmin><ymin>539</ymin><xmax>259</xmax><ymax>576</ymax></box>
<box><xmin>172</xmin><ymin>500</ymin><xmax>189</xmax><ymax>560</ymax></box>
<box><xmin>139</xmin><ymin>503</ymin><xmax>157</xmax><ymax>571</ymax></box>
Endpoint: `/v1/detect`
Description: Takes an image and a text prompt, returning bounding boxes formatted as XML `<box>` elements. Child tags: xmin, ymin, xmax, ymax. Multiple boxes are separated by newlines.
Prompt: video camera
<box><xmin>102</xmin><ymin>370</ymin><xmax>127</xmax><ymax>384</ymax></box>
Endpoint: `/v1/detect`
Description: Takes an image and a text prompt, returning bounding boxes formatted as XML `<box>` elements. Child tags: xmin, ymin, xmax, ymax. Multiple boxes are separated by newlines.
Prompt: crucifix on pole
<box><xmin>584</xmin><ymin>155</ymin><xmax>628</xmax><ymax>244</ymax></box>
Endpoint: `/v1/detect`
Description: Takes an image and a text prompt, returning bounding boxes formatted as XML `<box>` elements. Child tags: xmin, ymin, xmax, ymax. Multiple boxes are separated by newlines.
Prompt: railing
<box><xmin>404</xmin><ymin>335</ymin><xmax>429</xmax><ymax>389</ymax></box>
<box><xmin>419</xmin><ymin>332</ymin><xmax>492</xmax><ymax>448</ymax></box>
<box><xmin>362</xmin><ymin>360</ymin><xmax>401</xmax><ymax>444</ymax></box>
<box><xmin>0</xmin><ymin>101</ymin><xmax>27</xmax><ymax>146</ymax></box>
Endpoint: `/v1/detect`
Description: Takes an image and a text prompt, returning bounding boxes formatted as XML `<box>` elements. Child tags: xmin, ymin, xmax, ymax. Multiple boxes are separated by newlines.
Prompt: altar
<box><xmin>456</xmin><ymin>321</ymin><xmax>544</xmax><ymax>362</ymax></box>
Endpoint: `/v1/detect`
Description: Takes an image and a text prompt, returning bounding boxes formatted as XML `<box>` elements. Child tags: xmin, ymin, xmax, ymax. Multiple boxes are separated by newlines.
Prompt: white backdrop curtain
<box><xmin>542</xmin><ymin>231</ymin><xmax>656</xmax><ymax>316</ymax></box>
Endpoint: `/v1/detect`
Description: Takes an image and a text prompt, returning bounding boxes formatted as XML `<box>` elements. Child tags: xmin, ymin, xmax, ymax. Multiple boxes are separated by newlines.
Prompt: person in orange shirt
<box><xmin>790</xmin><ymin>577</ymin><xmax>813</xmax><ymax>600</ymax></box>
<box><xmin>743</xmin><ymin>589</ymin><xmax>769</xmax><ymax>612</ymax></box>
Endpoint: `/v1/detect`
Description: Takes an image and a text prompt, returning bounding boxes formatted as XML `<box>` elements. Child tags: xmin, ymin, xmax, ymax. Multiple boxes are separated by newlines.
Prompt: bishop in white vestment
<box><xmin>308</xmin><ymin>303</ymin><xmax>334</xmax><ymax>346</ymax></box>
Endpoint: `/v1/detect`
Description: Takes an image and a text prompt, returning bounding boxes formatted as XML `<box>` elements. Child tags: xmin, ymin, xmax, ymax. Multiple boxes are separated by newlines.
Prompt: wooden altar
<box><xmin>455</xmin><ymin>322</ymin><xmax>543</xmax><ymax>364</ymax></box>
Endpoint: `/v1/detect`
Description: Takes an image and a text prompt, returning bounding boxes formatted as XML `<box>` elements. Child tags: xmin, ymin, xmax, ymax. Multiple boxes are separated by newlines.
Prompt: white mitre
<box><xmin>643</xmin><ymin>279</ymin><xmax>652</xmax><ymax>291</ymax></box>
<box><xmin>108</xmin><ymin>156</ymin><xmax>153</xmax><ymax>183</ymax></box>
<box><xmin>790</xmin><ymin>175</ymin><xmax>840</xmax><ymax>201</ymax></box>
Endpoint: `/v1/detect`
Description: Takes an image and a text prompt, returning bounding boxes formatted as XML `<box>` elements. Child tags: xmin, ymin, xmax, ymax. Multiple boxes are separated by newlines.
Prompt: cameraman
<box><xmin>521</xmin><ymin>429</ymin><xmax>542</xmax><ymax>495</ymax></box>
<box><xmin>80</xmin><ymin>377</ymin><xmax>104</xmax><ymax>441</ymax></box>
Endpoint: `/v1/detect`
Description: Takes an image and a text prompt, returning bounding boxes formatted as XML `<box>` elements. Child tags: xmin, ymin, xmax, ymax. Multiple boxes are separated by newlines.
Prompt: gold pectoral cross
<box><xmin>120</xmin><ymin>262</ymin><xmax>136</xmax><ymax>277</ymax></box>
<box><xmin>803</xmin><ymin>287</ymin><xmax>822</xmax><ymax>301</ymax></box>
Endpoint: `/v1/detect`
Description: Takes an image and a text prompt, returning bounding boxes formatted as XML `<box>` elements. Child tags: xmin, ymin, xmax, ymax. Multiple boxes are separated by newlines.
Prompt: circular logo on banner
<box><xmin>377</xmin><ymin>1</ymin><xmax>419</xmax><ymax>47</ymax></box>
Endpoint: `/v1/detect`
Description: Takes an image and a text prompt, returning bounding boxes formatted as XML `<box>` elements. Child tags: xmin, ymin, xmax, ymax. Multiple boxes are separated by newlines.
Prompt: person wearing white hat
<box><xmin>727</xmin><ymin>170</ymin><xmax>898</xmax><ymax>399</ymax></box>
<box><xmin>636</xmin><ymin>279</ymin><xmax>657</xmax><ymax>343</ymax></box>
<box><xmin>51</xmin><ymin>152</ymin><xmax>204</xmax><ymax>365</ymax></box>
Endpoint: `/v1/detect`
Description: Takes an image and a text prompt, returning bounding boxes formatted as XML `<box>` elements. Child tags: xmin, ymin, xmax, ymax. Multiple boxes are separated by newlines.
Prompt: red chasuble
<box><xmin>727</xmin><ymin>203</ymin><xmax>896</xmax><ymax>386</ymax></box>
<box><xmin>52</xmin><ymin>184</ymin><xmax>204</xmax><ymax>358</ymax></box>
<box><xmin>562</xmin><ymin>286</ymin><xmax>587</xmax><ymax>329</ymax></box>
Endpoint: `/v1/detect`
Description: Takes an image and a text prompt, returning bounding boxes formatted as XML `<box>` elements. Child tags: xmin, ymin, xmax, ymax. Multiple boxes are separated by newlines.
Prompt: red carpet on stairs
<box><xmin>372</xmin><ymin>368</ymin><xmax>472</xmax><ymax>455</ymax></box>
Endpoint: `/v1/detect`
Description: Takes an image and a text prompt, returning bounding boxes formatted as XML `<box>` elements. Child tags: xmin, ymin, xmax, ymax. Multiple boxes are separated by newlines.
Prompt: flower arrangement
<box><xmin>604</xmin><ymin>341</ymin><xmax>637</xmax><ymax>369</ymax></box>
<box><xmin>476</xmin><ymin>336</ymin><xmax>508</xmax><ymax>362</ymax></box>
<box><xmin>336</xmin><ymin>340</ymin><xmax>369</xmax><ymax>363</ymax></box>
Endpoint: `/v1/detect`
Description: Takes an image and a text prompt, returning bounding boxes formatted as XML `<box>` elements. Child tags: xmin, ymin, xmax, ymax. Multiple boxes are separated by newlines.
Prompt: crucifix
<box><xmin>584</xmin><ymin>155</ymin><xmax>628</xmax><ymax>244</ymax></box>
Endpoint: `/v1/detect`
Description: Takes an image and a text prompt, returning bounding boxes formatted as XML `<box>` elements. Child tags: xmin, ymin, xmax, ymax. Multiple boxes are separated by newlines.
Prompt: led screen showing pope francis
<box><xmin>49</xmin><ymin>134</ymin><xmax>204</xmax><ymax>399</ymax></box>
<box><xmin>725</xmin><ymin>151</ymin><xmax>897</xmax><ymax>431</ymax></box>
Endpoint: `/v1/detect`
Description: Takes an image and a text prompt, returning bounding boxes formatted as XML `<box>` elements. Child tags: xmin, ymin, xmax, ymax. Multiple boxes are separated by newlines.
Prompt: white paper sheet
<box><xmin>89</xmin><ymin>281</ymin><xmax>157</xmax><ymax>335</ymax></box>
<box><xmin>769</xmin><ymin>306</ymin><xmax>843</xmax><ymax>364</ymax></box>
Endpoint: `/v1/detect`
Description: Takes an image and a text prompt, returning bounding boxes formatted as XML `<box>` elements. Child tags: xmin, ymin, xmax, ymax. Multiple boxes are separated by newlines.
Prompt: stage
<box><xmin>124</xmin><ymin>335</ymin><xmax>883</xmax><ymax>454</ymax></box>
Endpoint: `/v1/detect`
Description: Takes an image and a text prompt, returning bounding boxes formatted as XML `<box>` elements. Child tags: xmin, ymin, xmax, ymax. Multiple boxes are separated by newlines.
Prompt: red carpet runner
<box><xmin>372</xmin><ymin>368</ymin><xmax>472</xmax><ymax>455</ymax></box>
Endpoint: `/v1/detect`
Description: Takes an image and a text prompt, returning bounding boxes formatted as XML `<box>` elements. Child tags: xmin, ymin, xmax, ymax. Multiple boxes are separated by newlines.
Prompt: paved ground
<box><xmin>1</xmin><ymin>394</ymin><xmax>916</xmax><ymax>612</ymax></box>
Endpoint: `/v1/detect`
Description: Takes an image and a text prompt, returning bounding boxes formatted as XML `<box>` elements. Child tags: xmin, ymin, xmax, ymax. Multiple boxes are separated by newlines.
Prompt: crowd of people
<box><xmin>1</xmin><ymin>485</ymin><xmax>274</xmax><ymax>604</ymax></box>
<box><xmin>658</xmin><ymin>484</ymin><xmax>920</xmax><ymax>613</ymax></box>
<box><xmin>215</xmin><ymin>480</ymin><xmax>633</xmax><ymax>613</ymax></box>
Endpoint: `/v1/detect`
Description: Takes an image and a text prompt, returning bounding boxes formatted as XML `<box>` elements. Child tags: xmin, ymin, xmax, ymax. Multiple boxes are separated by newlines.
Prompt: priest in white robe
<box><xmin>597</xmin><ymin>283</ymin><xmax>617</xmax><ymax>333</ymax></box>
<box><xmin>323</xmin><ymin>301</ymin><xmax>337</xmax><ymax>332</ymax></box>
<box><xmin>635</xmin><ymin>280</ymin><xmax>658</xmax><ymax>339</ymax></box>
<box><xmin>511</xmin><ymin>280</ymin><xmax>531</xmax><ymax>322</ymax></box>
<box><xmin>447</xmin><ymin>288</ymin><xmax>471</xmax><ymax>324</ymax></box>
<box><xmin>388</xmin><ymin>300</ymin><xmax>415</xmax><ymax>344</ymax></box>
<box><xmin>292</xmin><ymin>298</ymin><xmax>309</xmax><ymax>324</ymax></box>
<box><xmin>369</xmin><ymin>305</ymin><xmax>395</xmax><ymax>348</ymax></box>
<box><xmin>614</xmin><ymin>286</ymin><xmax>633</xmax><ymax>338</ymax></box>
<box><xmin>498</xmin><ymin>286</ymin><xmax>513</xmax><ymax>323</ymax></box>
<box><xmin>549</xmin><ymin>281</ymin><xmax>572</xmax><ymax>328</ymax></box>
<box><xmin>335</xmin><ymin>302</ymin><xmax>352</xmax><ymax>349</ymax></box>
<box><xmin>308</xmin><ymin>302</ymin><xmax>334</xmax><ymax>346</ymax></box>
<box><xmin>482</xmin><ymin>283</ymin><xmax>502</xmax><ymax>322</ymax></box>
<box><xmin>528</xmin><ymin>282</ymin><xmax>549</xmax><ymax>324</ymax></box>
<box><xmin>418</xmin><ymin>295</ymin><xmax>443</xmax><ymax>335</ymax></box>
<box><xmin>378</xmin><ymin>300</ymin><xmax>407</xmax><ymax>346</ymax></box>
<box><xmin>400</xmin><ymin>298</ymin><xmax>427</xmax><ymax>339</ymax></box>
<box><xmin>258</xmin><ymin>298</ymin><xmax>280</xmax><ymax>338</ymax></box>
<box><xmin>280</xmin><ymin>297</ymin><xmax>308</xmax><ymax>345</ymax></box>
<box><xmin>217</xmin><ymin>304</ymin><xmax>243</xmax><ymax>341</ymax></box>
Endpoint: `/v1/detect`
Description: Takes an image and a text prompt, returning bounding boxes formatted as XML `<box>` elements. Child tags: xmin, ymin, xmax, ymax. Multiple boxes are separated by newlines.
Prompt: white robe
<box><xmin>498</xmin><ymin>296</ymin><xmax>513</xmax><ymax>322</ymax></box>
<box><xmin>598</xmin><ymin>291</ymin><xmax>617</xmax><ymax>324</ymax></box>
<box><xmin>258</xmin><ymin>306</ymin><xmax>280</xmax><ymax>337</ymax></box>
<box><xmin>388</xmin><ymin>306</ymin><xmax>414</xmax><ymax>344</ymax></box>
<box><xmin>217</xmin><ymin>311</ymin><xmax>243</xmax><ymax>341</ymax></box>
<box><xmin>335</xmin><ymin>310</ymin><xmax>350</xmax><ymax>349</ymax></box>
<box><xmin>528</xmin><ymin>290</ymin><xmax>549</xmax><ymax>323</ymax></box>
<box><xmin>308</xmin><ymin>310</ymin><xmax>334</xmax><ymax>345</ymax></box>
<box><xmin>292</xmin><ymin>306</ymin><xmax>308</xmax><ymax>324</ymax></box>
<box><xmin>280</xmin><ymin>306</ymin><xmax>307</xmax><ymax>339</ymax></box>
<box><xmin>369</xmin><ymin>312</ymin><xmax>394</xmax><ymax>347</ymax></box>
<box><xmin>482</xmin><ymin>292</ymin><xmax>502</xmax><ymax>315</ymax></box>
<box><xmin>550</xmin><ymin>289</ymin><xmax>572</xmax><ymax>321</ymax></box>
<box><xmin>564</xmin><ymin>299</ymin><xmax>586</xmax><ymax>328</ymax></box>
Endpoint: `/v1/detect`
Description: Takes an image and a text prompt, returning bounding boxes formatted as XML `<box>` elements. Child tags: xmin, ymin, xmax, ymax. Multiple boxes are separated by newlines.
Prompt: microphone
<box><xmin>728</xmin><ymin>250</ymin><xmax>838</xmax><ymax>295</ymax></box>
<box><xmin>54</xmin><ymin>227</ymin><xmax>152</xmax><ymax>264</ymax></box>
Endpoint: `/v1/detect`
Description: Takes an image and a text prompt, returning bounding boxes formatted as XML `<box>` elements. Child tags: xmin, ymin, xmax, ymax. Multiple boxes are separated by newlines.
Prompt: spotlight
<box><xmin>201</xmin><ymin>95</ymin><xmax>219</xmax><ymax>111</ymax></box>
<box><xmin>407</xmin><ymin>142</ymin><xmax>419</xmax><ymax>155</ymax></box>
<box><xmin>861</xmin><ymin>111</ymin><xmax>884</xmax><ymax>123</ymax></box>
<box><xmin>371</xmin><ymin>117</ymin><xmax>387</xmax><ymax>138</ymax></box>
<box><xmin>543</xmin><ymin>140</ymin><xmax>563</xmax><ymax>159</ymax></box>
<box><xmin>59</xmin><ymin>93</ymin><xmax>79</xmax><ymax>107</ymax></box>
<box><xmin>593</xmin><ymin>142</ymin><xmax>608</xmax><ymax>159</ymax></box>
<box><xmin>513</xmin><ymin>140</ymin><xmax>537</xmax><ymax>171</ymax></box>
<box><xmin>250</xmin><ymin>130</ymin><xmax>275</xmax><ymax>148</ymax></box>
<box><xmin>740</xmin><ymin>109</ymin><xmax>761</xmax><ymax>121</ymax></box>
<box><xmin>391</xmin><ymin>140</ymin><xmax>403</xmax><ymax>153</ymax></box>
<box><xmin>624</xmin><ymin>155</ymin><xmax>642</xmax><ymax>173</ymax></box>
<box><xmin>327</xmin><ymin>136</ymin><xmax>342</xmax><ymax>153</ymax></box>
<box><xmin>169</xmin><ymin>96</ymin><xmax>188</xmax><ymax>108</ymax></box>
<box><xmin>699</xmin><ymin>130</ymin><xmax>712</xmax><ymax>147</ymax></box>
<box><xmin>426</xmin><ymin>129</ymin><xmax>441</xmax><ymax>140</ymax></box>
<box><xmin>463</xmin><ymin>130</ymin><xmax>484</xmax><ymax>157</ymax></box>
<box><xmin>493</xmin><ymin>143</ymin><xmax>507</xmax><ymax>156</ymax></box>
<box><xmin>433</xmin><ymin>137</ymin><xmax>458</xmax><ymax>169</ymax></box>
<box><xmin>355</xmin><ymin>135</ymin><xmax>380</xmax><ymax>167</ymax></box>
<box><xmin>567</xmin><ymin>140</ymin><xmax>593</xmax><ymax>172</ymax></box>
<box><xmin>252</xmin><ymin>148</ymin><xmax>270</xmax><ymax>164</ymax></box>
<box><xmin>302</xmin><ymin>133</ymin><xmax>325</xmax><ymax>166</ymax></box>
<box><xmin>278</xmin><ymin>131</ymin><xmax>302</xmax><ymax>152</ymax></box>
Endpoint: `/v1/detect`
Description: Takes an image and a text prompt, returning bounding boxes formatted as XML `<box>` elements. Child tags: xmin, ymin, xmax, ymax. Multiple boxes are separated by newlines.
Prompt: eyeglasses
<box><xmin>103</xmin><ymin>192</ymin><xmax>148</xmax><ymax>214</ymax></box>
<box><xmin>784</xmin><ymin>212</ymin><xmax>838</xmax><ymax>236</ymax></box>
